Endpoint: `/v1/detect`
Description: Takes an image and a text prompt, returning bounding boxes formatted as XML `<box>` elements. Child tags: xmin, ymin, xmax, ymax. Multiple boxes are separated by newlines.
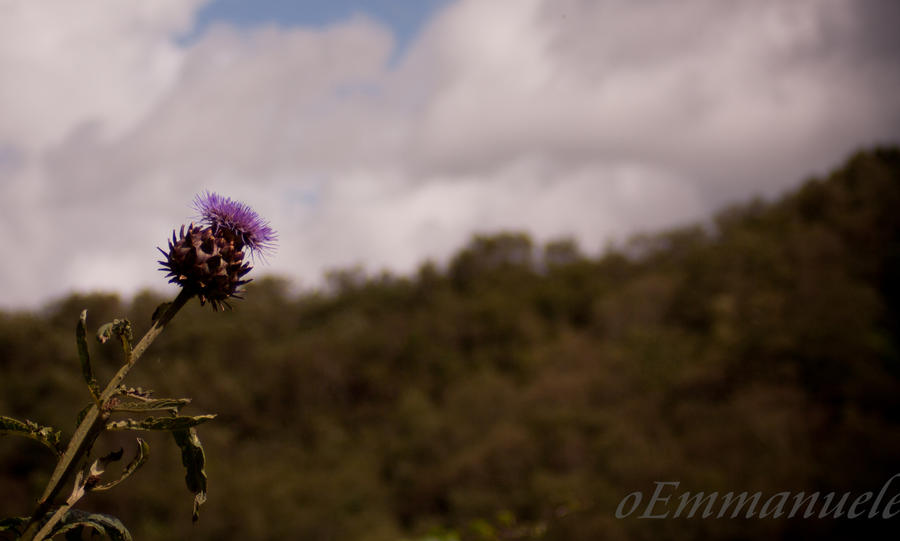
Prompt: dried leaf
<box><xmin>172</xmin><ymin>428</ymin><xmax>208</xmax><ymax>522</ymax></box>
<box><xmin>105</xmin><ymin>415</ymin><xmax>216</xmax><ymax>432</ymax></box>
<box><xmin>0</xmin><ymin>416</ymin><xmax>63</xmax><ymax>455</ymax></box>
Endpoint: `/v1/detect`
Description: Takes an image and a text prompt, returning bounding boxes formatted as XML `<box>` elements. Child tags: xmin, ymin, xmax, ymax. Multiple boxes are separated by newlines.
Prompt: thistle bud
<box><xmin>158</xmin><ymin>192</ymin><xmax>277</xmax><ymax>310</ymax></box>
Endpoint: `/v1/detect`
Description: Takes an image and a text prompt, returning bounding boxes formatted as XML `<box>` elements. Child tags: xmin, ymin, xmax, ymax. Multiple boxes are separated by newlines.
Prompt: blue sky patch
<box><xmin>182</xmin><ymin>0</ymin><xmax>453</xmax><ymax>61</ymax></box>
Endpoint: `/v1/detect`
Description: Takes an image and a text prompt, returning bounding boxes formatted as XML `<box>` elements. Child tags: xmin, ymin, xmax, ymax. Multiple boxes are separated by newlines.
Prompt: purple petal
<box><xmin>193</xmin><ymin>191</ymin><xmax>277</xmax><ymax>258</ymax></box>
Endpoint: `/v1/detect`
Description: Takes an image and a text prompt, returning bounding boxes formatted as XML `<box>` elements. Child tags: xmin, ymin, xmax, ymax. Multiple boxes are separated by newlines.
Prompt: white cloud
<box><xmin>0</xmin><ymin>0</ymin><xmax>898</xmax><ymax>307</ymax></box>
<box><xmin>0</xmin><ymin>0</ymin><xmax>202</xmax><ymax>151</ymax></box>
<box><xmin>411</xmin><ymin>0</ymin><xmax>900</xmax><ymax>193</ymax></box>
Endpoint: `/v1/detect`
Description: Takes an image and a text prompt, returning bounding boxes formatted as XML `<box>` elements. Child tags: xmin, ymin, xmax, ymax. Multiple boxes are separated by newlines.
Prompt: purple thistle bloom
<box><xmin>158</xmin><ymin>192</ymin><xmax>276</xmax><ymax>310</ymax></box>
<box><xmin>193</xmin><ymin>191</ymin><xmax>277</xmax><ymax>258</ymax></box>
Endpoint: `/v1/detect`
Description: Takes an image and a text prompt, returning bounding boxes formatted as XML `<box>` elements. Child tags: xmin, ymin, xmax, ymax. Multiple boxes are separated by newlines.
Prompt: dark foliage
<box><xmin>2</xmin><ymin>148</ymin><xmax>899</xmax><ymax>539</ymax></box>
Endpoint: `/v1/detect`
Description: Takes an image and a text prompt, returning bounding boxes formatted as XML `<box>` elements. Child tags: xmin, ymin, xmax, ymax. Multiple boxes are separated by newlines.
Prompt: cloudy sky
<box><xmin>1</xmin><ymin>0</ymin><xmax>899</xmax><ymax>308</ymax></box>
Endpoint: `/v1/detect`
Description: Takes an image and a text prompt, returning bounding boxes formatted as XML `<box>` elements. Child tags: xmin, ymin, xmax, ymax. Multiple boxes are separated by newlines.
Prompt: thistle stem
<box><xmin>21</xmin><ymin>288</ymin><xmax>194</xmax><ymax>540</ymax></box>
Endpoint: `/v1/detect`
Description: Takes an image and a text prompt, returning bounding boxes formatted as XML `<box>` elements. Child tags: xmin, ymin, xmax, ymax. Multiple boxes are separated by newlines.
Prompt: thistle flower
<box><xmin>192</xmin><ymin>191</ymin><xmax>277</xmax><ymax>258</ymax></box>
<box><xmin>158</xmin><ymin>193</ymin><xmax>277</xmax><ymax>310</ymax></box>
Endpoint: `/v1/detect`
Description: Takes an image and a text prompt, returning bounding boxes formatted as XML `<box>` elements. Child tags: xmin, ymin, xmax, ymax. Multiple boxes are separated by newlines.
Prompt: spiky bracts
<box><xmin>158</xmin><ymin>224</ymin><xmax>252</xmax><ymax>310</ymax></box>
<box><xmin>158</xmin><ymin>192</ymin><xmax>275</xmax><ymax>310</ymax></box>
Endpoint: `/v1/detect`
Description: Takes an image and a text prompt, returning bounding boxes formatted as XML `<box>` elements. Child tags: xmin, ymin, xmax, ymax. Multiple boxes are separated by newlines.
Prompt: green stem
<box><xmin>20</xmin><ymin>289</ymin><xmax>193</xmax><ymax>540</ymax></box>
<box><xmin>30</xmin><ymin>504</ymin><xmax>70</xmax><ymax>541</ymax></box>
<box><xmin>32</xmin><ymin>468</ymin><xmax>89</xmax><ymax>541</ymax></box>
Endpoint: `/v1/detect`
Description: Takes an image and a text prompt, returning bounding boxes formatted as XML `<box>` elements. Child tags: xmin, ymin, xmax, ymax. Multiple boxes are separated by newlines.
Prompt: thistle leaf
<box><xmin>79</xmin><ymin>448</ymin><xmax>125</xmax><ymax>494</ymax></box>
<box><xmin>115</xmin><ymin>319</ymin><xmax>133</xmax><ymax>355</ymax></box>
<box><xmin>117</xmin><ymin>386</ymin><xmax>154</xmax><ymax>399</ymax></box>
<box><xmin>0</xmin><ymin>516</ymin><xmax>28</xmax><ymax>536</ymax></box>
<box><xmin>0</xmin><ymin>416</ymin><xmax>63</xmax><ymax>455</ymax></box>
<box><xmin>76</xmin><ymin>310</ymin><xmax>100</xmax><ymax>400</ymax></box>
<box><xmin>96</xmin><ymin>322</ymin><xmax>114</xmax><ymax>344</ymax></box>
<box><xmin>51</xmin><ymin>509</ymin><xmax>132</xmax><ymax>541</ymax></box>
<box><xmin>105</xmin><ymin>415</ymin><xmax>216</xmax><ymax>432</ymax></box>
<box><xmin>172</xmin><ymin>428</ymin><xmax>208</xmax><ymax>522</ymax></box>
<box><xmin>93</xmin><ymin>439</ymin><xmax>150</xmax><ymax>492</ymax></box>
<box><xmin>96</xmin><ymin>447</ymin><xmax>125</xmax><ymax>470</ymax></box>
<box><xmin>110</xmin><ymin>397</ymin><xmax>191</xmax><ymax>414</ymax></box>
<box><xmin>67</xmin><ymin>446</ymin><xmax>123</xmax><ymax>506</ymax></box>
<box><xmin>96</xmin><ymin>318</ymin><xmax>134</xmax><ymax>357</ymax></box>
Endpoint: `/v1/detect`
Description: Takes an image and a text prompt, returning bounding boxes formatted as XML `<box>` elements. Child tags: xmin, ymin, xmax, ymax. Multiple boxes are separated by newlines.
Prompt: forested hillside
<box><xmin>2</xmin><ymin>148</ymin><xmax>899</xmax><ymax>540</ymax></box>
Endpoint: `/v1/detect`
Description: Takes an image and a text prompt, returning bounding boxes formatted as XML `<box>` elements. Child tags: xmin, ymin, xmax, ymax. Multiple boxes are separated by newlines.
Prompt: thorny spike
<box><xmin>158</xmin><ymin>223</ymin><xmax>255</xmax><ymax>310</ymax></box>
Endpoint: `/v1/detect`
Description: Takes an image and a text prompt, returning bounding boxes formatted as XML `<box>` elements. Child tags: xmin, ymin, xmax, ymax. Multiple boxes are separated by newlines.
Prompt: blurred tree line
<box><xmin>2</xmin><ymin>147</ymin><xmax>899</xmax><ymax>540</ymax></box>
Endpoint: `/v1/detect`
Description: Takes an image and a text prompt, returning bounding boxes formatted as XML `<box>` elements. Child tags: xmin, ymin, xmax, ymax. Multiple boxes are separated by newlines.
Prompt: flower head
<box><xmin>193</xmin><ymin>191</ymin><xmax>277</xmax><ymax>259</ymax></box>
<box><xmin>158</xmin><ymin>193</ymin><xmax>276</xmax><ymax>310</ymax></box>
